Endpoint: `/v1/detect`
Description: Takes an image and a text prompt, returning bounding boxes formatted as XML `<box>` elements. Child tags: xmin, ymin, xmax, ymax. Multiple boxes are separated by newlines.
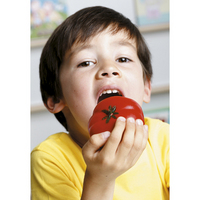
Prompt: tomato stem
<box><xmin>102</xmin><ymin>105</ymin><xmax>119</xmax><ymax>123</ymax></box>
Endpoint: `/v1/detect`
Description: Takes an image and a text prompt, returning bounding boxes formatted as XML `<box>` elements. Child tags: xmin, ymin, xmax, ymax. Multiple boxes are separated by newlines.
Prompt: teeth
<box><xmin>100</xmin><ymin>89</ymin><xmax>120</xmax><ymax>96</ymax></box>
<box><xmin>102</xmin><ymin>91</ymin><xmax>107</xmax><ymax>94</ymax></box>
<box><xmin>112</xmin><ymin>90</ymin><xmax>118</xmax><ymax>93</ymax></box>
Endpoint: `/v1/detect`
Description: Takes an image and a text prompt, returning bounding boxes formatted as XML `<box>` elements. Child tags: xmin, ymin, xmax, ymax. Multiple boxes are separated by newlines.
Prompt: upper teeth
<box><xmin>100</xmin><ymin>89</ymin><xmax>119</xmax><ymax>96</ymax></box>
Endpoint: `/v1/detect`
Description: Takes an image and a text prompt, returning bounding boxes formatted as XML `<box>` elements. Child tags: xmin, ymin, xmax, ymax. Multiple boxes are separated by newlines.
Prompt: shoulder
<box><xmin>145</xmin><ymin>117</ymin><xmax>169</xmax><ymax>139</ymax></box>
<box><xmin>145</xmin><ymin>117</ymin><xmax>169</xmax><ymax>131</ymax></box>
<box><xmin>32</xmin><ymin>132</ymin><xmax>80</xmax><ymax>152</ymax></box>
<box><xmin>31</xmin><ymin>133</ymin><xmax>85</xmax><ymax>198</ymax></box>
<box><xmin>145</xmin><ymin>117</ymin><xmax>169</xmax><ymax>160</ymax></box>
<box><xmin>145</xmin><ymin>118</ymin><xmax>170</xmax><ymax>190</ymax></box>
<box><xmin>145</xmin><ymin>117</ymin><xmax>169</xmax><ymax>153</ymax></box>
<box><xmin>31</xmin><ymin>132</ymin><xmax>83</xmax><ymax>165</ymax></box>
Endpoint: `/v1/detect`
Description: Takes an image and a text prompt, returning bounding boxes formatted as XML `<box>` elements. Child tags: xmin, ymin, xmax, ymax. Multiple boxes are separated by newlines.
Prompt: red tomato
<box><xmin>88</xmin><ymin>96</ymin><xmax>144</xmax><ymax>136</ymax></box>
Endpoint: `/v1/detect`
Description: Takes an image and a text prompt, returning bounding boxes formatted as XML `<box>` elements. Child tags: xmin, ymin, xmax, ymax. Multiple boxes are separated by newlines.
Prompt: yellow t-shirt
<box><xmin>31</xmin><ymin>117</ymin><xmax>169</xmax><ymax>199</ymax></box>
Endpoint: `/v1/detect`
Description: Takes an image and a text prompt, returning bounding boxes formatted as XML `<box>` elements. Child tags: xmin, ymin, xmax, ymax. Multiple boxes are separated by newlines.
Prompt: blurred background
<box><xmin>31</xmin><ymin>0</ymin><xmax>169</xmax><ymax>151</ymax></box>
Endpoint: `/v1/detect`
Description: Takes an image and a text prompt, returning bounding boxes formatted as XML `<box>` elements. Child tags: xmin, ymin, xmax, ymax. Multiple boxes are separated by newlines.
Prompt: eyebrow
<box><xmin>64</xmin><ymin>40</ymin><xmax>136</xmax><ymax>62</ymax></box>
<box><xmin>112</xmin><ymin>40</ymin><xmax>136</xmax><ymax>51</ymax></box>
<box><xmin>67</xmin><ymin>44</ymin><xmax>94</xmax><ymax>60</ymax></box>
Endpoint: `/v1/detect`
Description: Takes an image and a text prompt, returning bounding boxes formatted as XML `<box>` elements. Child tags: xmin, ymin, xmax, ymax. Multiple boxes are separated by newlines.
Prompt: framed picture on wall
<box><xmin>135</xmin><ymin>0</ymin><xmax>169</xmax><ymax>32</ymax></box>
<box><xmin>31</xmin><ymin>0</ymin><xmax>68</xmax><ymax>47</ymax></box>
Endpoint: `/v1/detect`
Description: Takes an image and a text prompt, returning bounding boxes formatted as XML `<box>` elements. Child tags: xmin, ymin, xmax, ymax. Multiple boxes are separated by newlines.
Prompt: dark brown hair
<box><xmin>39</xmin><ymin>6</ymin><xmax>153</xmax><ymax>130</ymax></box>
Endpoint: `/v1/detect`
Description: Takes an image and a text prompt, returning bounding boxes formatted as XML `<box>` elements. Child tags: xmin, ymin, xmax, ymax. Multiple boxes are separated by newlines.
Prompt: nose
<box><xmin>96</xmin><ymin>62</ymin><xmax>121</xmax><ymax>79</ymax></box>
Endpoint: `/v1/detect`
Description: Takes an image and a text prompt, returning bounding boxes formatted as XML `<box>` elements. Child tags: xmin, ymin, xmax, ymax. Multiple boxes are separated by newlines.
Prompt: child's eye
<box><xmin>117</xmin><ymin>57</ymin><xmax>132</xmax><ymax>63</ymax></box>
<box><xmin>77</xmin><ymin>61</ymin><xmax>94</xmax><ymax>67</ymax></box>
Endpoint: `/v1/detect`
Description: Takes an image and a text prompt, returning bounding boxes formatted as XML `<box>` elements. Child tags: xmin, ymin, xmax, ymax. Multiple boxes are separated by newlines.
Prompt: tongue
<box><xmin>98</xmin><ymin>93</ymin><xmax>121</xmax><ymax>104</ymax></box>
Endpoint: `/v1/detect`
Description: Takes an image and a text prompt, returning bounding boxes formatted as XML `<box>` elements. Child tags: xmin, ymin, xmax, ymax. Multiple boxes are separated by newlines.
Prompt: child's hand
<box><xmin>82</xmin><ymin>116</ymin><xmax>148</xmax><ymax>187</ymax></box>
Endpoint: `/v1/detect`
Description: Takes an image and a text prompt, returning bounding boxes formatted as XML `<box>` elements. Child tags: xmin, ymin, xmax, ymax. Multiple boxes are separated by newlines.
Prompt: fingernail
<box><xmin>118</xmin><ymin>116</ymin><xmax>126</xmax><ymax>122</ymax></box>
<box><xmin>101</xmin><ymin>131</ymin><xmax>110</xmax><ymax>139</ymax></box>
<box><xmin>128</xmin><ymin>117</ymin><xmax>135</xmax><ymax>123</ymax></box>
<box><xmin>144</xmin><ymin>125</ymin><xmax>148</xmax><ymax>131</ymax></box>
<box><xmin>136</xmin><ymin>119</ymin><xmax>143</xmax><ymax>125</ymax></box>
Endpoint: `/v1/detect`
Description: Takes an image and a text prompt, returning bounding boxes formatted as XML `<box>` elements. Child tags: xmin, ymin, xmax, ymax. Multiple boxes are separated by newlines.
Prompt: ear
<box><xmin>143</xmin><ymin>79</ymin><xmax>151</xmax><ymax>103</ymax></box>
<box><xmin>45</xmin><ymin>97</ymin><xmax>66</xmax><ymax>113</ymax></box>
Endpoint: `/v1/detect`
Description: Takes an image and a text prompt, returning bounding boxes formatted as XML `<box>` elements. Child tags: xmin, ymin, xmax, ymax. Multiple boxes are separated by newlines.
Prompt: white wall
<box><xmin>31</xmin><ymin>0</ymin><xmax>169</xmax><ymax>151</ymax></box>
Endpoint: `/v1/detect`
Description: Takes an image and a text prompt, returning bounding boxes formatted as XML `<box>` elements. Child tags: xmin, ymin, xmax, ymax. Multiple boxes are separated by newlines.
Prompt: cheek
<box><xmin>124</xmin><ymin>69</ymin><xmax>145</xmax><ymax>105</ymax></box>
<box><xmin>125</xmin><ymin>68</ymin><xmax>143</xmax><ymax>87</ymax></box>
<box><xmin>61</xmin><ymin>73</ymin><xmax>95</xmax><ymax>123</ymax></box>
<box><xmin>61</xmin><ymin>71</ymin><xmax>85</xmax><ymax>98</ymax></box>
<box><xmin>63</xmin><ymin>79</ymin><xmax>87</xmax><ymax>107</ymax></box>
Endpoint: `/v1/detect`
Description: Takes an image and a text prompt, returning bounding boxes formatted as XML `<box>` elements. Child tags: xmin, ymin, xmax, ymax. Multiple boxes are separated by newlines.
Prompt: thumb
<box><xmin>82</xmin><ymin>131</ymin><xmax>110</xmax><ymax>158</ymax></box>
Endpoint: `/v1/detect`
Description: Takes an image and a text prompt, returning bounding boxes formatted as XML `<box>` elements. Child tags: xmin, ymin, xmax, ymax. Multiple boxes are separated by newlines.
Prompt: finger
<box><xmin>133</xmin><ymin>119</ymin><xmax>145</xmax><ymax>149</ymax></box>
<box><xmin>131</xmin><ymin>123</ymin><xmax>149</xmax><ymax>167</ymax></box>
<box><xmin>82</xmin><ymin>131</ymin><xmax>110</xmax><ymax>160</ymax></box>
<box><xmin>102</xmin><ymin>116</ymin><xmax>126</xmax><ymax>156</ymax></box>
<box><xmin>141</xmin><ymin>125</ymin><xmax>149</xmax><ymax>149</ymax></box>
<box><xmin>129</xmin><ymin>119</ymin><xmax>145</xmax><ymax>160</ymax></box>
<box><xmin>117</xmin><ymin>117</ymin><xmax>136</xmax><ymax>158</ymax></box>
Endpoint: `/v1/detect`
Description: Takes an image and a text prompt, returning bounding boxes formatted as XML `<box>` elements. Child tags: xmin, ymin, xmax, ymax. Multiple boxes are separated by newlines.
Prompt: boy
<box><xmin>31</xmin><ymin>6</ymin><xmax>169</xmax><ymax>200</ymax></box>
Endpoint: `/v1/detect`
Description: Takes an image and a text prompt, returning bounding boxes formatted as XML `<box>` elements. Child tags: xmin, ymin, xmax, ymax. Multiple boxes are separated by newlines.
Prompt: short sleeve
<box><xmin>159</xmin><ymin>122</ymin><xmax>170</xmax><ymax>190</ymax></box>
<box><xmin>146</xmin><ymin>117</ymin><xmax>170</xmax><ymax>193</ymax></box>
<box><xmin>31</xmin><ymin>150</ymin><xmax>81</xmax><ymax>200</ymax></box>
<box><xmin>165</xmin><ymin>146</ymin><xmax>170</xmax><ymax>188</ymax></box>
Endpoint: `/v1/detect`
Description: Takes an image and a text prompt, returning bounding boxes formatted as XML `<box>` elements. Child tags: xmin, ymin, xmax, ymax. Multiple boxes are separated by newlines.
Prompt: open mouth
<box><xmin>97</xmin><ymin>89</ymin><xmax>123</xmax><ymax>104</ymax></box>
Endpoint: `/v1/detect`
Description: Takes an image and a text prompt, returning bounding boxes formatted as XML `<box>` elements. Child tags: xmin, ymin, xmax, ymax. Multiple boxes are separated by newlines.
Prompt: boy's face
<box><xmin>58</xmin><ymin>29</ymin><xmax>151</xmax><ymax>139</ymax></box>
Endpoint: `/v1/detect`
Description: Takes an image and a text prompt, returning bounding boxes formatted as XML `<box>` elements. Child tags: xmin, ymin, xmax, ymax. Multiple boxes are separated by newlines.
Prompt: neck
<box><xmin>64</xmin><ymin>107</ymin><xmax>90</xmax><ymax>148</ymax></box>
<box><xmin>69</xmin><ymin>131</ymin><xmax>88</xmax><ymax>148</ymax></box>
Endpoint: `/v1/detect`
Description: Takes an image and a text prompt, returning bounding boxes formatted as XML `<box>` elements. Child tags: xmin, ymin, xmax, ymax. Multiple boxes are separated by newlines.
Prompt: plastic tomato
<box><xmin>88</xmin><ymin>96</ymin><xmax>144</xmax><ymax>136</ymax></box>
